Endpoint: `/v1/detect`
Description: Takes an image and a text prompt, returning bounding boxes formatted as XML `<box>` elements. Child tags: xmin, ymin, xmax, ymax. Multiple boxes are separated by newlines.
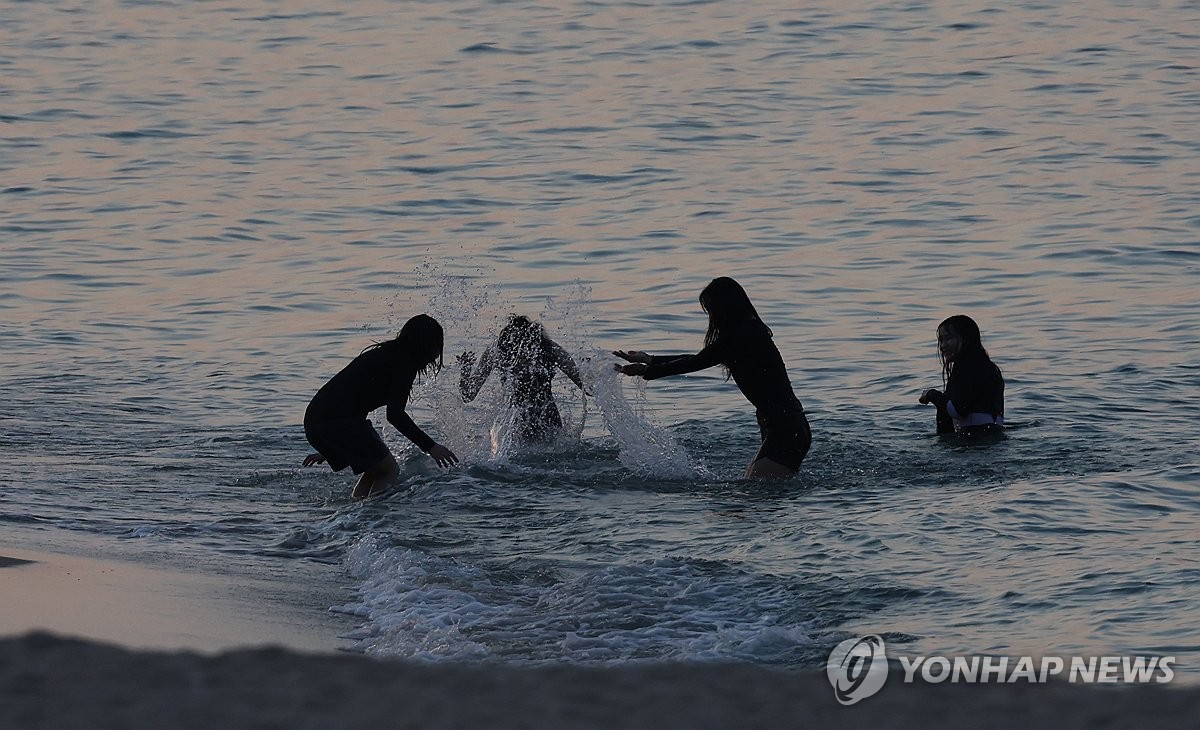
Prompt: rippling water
<box><xmin>2</xmin><ymin>0</ymin><xmax>1198</xmax><ymax>671</ymax></box>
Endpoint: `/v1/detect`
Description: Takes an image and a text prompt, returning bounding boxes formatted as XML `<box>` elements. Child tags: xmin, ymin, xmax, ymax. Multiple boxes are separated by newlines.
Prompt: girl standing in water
<box><xmin>918</xmin><ymin>314</ymin><xmax>1005</xmax><ymax>436</ymax></box>
<box><xmin>303</xmin><ymin>314</ymin><xmax>458</xmax><ymax>499</ymax></box>
<box><xmin>613</xmin><ymin>277</ymin><xmax>811</xmax><ymax>479</ymax></box>
<box><xmin>459</xmin><ymin>314</ymin><xmax>586</xmax><ymax>444</ymax></box>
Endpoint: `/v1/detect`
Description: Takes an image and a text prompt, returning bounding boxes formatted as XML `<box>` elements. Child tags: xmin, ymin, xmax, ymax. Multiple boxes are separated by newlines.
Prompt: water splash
<box><xmin>398</xmin><ymin>265</ymin><xmax>594</xmax><ymax>466</ymax></box>
<box><xmin>395</xmin><ymin>264</ymin><xmax>695</xmax><ymax>478</ymax></box>
<box><xmin>585</xmin><ymin>357</ymin><xmax>697</xmax><ymax>480</ymax></box>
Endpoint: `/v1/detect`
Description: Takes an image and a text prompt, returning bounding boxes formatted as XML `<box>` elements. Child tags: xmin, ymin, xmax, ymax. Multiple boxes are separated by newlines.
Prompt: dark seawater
<box><xmin>1</xmin><ymin>0</ymin><xmax>1198</xmax><ymax>672</ymax></box>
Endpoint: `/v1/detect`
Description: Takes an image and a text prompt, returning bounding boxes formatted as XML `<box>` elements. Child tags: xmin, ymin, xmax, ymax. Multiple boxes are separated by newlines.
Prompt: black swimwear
<box><xmin>753</xmin><ymin>408</ymin><xmax>812</xmax><ymax>471</ymax></box>
<box><xmin>928</xmin><ymin>350</ymin><xmax>1004</xmax><ymax>434</ymax></box>
<box><xmin>641</xmin><ymin>322</ymin><xmax>809</xmax><ymax>472</ymax></box>
<box><xmin>304</xmin><ymin>418</ymin><xmax>390</xmax><ymax>474</ymax></box>
<box><xmin>945</xmin><ymin>351</ymin><xmax>1004</xmax><ymax>419</ymax></box>
<box><xmin>305</xmin><ymin>339</ymin><xmax>436</xmax><ymax>470</ymax></box>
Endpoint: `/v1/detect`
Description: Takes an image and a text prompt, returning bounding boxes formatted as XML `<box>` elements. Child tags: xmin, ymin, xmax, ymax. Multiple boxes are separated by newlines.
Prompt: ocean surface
<box><xmin>3</xmin><ymin>0</ymin><xmax>1199</xmax><ymax>673</ymax></box>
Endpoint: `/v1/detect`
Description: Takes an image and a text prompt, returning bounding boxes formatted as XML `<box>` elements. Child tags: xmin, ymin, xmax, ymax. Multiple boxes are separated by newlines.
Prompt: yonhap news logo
<box><xmin>826</xmin><ymin>635</ymin><xmax>889</xmax><ymax>705</ymax></box>
<box><xmin>826</xmin><ymin>636</ymin><xmax>1176</xmax><ymax>705</ymax></box>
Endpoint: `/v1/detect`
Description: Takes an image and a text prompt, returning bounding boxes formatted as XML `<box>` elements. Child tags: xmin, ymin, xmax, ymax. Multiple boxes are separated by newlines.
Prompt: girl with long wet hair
<box><xmin>918</xmin><ymin>314</ymin><xmax>1005</xmax><ymax>436</ymax></box>
<box><xmin>303</xmin><ymin>314</ymin><xmax>459</xmax><ymax>499</ymax></box>
<box><xmin>613</xmin><ymin>277</ymin><xmax>811</xmax><ymax>479</ymax></box>
<box><xmin>458</xmin><ymin>314</ymin><xmax>586</xmax><ymax>444</ymax></box>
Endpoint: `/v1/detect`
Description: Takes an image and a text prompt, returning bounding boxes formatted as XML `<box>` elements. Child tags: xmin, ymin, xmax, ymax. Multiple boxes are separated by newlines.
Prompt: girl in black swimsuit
<box><xmin>918</xmin><ymin>314</ymin><xmax>1005</xmax><ymax>436</ymax></box>
<box><xmin>459</xmin><ymin>315</ymin><xmax>586</xmax><ymax>444</ymax></box>
<box><xmin>302</xmin><ymin>314</ymin><xmax>459</xmax><ymax>499</ymax></box>
<box><xmin>613</xmin><ymin>277</ymin><xmax>811</xmax><ymax>479</ymax></box>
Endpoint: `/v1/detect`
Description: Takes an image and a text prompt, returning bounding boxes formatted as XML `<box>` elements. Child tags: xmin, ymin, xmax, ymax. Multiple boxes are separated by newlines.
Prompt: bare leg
<box><xmin>745</xmin><ymin>456</ymin><xmax>795</xmax><ymax>480</ymax></box>
<box><xmin>351</xmin><ymin>454</ymin><xmax>400</xmax><ymax>500</ymax></box>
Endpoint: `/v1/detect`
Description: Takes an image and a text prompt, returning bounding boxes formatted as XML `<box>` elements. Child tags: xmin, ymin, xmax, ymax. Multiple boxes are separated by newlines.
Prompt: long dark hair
<box><xmin>938</xmin><ymin>314</ymin><xmax>998</xmax><ymax>384</ymax></box>
<box><xmin>496</xmin><ymin>314</ymin><xmax>545</xmax><ymax>360</ymax></box>
<box><xmin>699</xmin><ymin>277</ymin><xmax>771</xmax><ymax>348</ymax></box>
<box><xmin>367</xmin><ymin>313</ymin><xmax>444</xmax><ymax>375</ymax></box>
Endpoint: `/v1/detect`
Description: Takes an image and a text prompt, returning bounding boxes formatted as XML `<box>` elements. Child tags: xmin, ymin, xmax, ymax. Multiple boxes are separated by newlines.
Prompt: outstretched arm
<box><xmin>613</xmin><ymin>349</ymin><xmax>652</xmax><ymax>376</ymax></box>
<box><xmin>613</xmin><ymin>350</ymin><xmax>653</xmax><ymax>364</ymax></box>
<box><xmin>626</xmin><ymin>341</ymin><xmax>725</xmax><ymax>381</ymax></box>
<box><xmin>613</xmin><ymin>349</ymin><xmax>712</xmax><ymax>378</ymax></box>
<box><xmin>548</xmin><ymin>339</ymin><xmax>585</xmax><ymax>391</ymax></box>
<box><xmin>459</xmin><ymin>347</ymin><xmax>496</xmax><ymax>402</ymax></box>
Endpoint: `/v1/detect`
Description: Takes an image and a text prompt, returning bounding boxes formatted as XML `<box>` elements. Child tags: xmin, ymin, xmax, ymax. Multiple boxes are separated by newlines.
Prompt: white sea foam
<box><xmin>336</xmin><ymin>537</ymin><xmax>819</xmax><ymax>664</ymax></box>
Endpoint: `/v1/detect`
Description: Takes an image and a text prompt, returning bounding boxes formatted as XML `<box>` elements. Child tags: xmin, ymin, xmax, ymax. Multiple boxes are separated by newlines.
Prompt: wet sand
<box><xmin>0</xmin><ymin>546</ymin><xmax>347</xmax><ymax>654</ymax></box>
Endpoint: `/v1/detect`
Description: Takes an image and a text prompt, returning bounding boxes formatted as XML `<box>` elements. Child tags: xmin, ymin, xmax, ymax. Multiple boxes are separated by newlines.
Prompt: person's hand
<box><xmin>303</xmin><ymin>452</ymin><xmax>326</xmax><ymax>467</ymax></box>
<box><xmin>614</xmin><ymin>362</ymin><xmax>648</xmax><ymax>377</ymax></box>
<box><xmin>919</xmin><ymin>388</ymin><xmax>941</xmax><ymax>405</ymax></box>
<box><xmin>612</xmin><ymin>350</ymin><xmax>651</xmax><ymax>364</ymax></box>
<box><xmin>429</xmin><ymin>444</ymin><xmax>459</xmax><ymax>468</ymax></box>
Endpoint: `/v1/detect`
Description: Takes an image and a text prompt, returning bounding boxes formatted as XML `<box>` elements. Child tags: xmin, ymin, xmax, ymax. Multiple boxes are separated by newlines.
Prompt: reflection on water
<box><xmin>1</xmin><ymin>0</ymin><xmax>1198</xmax><ymax>669</ymax></box>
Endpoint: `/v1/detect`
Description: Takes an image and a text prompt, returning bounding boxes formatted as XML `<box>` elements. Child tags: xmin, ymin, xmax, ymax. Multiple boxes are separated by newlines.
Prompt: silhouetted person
<box><xmin>615</xmin><ymin>277</ymin><xmax>811</xmax><ymax>479</ymax></box>
<box><xmin>304</xmin><ymin>314</ymin><xmax>458</xmax><ymax>498</ymax></box>
<box><xmin>919</xmin><ymin>314</ymin><xmax>1005</xmax><ymax>436</ymax></box>
<box><xmin>459</xmin><ymin>315</ymin><xmax>585</xmax><ymax>444</ymax></box>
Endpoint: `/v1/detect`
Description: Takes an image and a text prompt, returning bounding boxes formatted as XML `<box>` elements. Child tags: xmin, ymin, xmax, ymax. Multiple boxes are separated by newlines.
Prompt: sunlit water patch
<box><xmin>1</xmin><ymin>0</ymin><xmax>1197</xmax><ymax>674</ymax></box>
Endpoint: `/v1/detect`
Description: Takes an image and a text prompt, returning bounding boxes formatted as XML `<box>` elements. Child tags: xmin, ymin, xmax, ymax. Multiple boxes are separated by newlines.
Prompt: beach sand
<box><xmin>2</xmin><ymin>548</ymin><xmax>1197</xmax><ymax>729</ymax></box>
<box><xmin>0</xmin><ymin>546</ymin><xmax>349</xmax><ymax>654</ymax></box>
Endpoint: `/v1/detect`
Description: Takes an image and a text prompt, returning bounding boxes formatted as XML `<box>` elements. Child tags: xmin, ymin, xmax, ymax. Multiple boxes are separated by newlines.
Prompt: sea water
<box><xmin>2</xmin><ymin>0</ymin><xmax>1198</xmax><ymax>670</ymax></box>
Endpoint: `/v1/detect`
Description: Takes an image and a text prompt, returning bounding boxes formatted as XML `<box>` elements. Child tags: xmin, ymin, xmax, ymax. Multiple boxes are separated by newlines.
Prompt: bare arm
<box><xmin>548</xmin><ymin>338</ymin><xmax>585</xmax><ymax>391</ymax></box>
<box><xmin>458</xmin><ymin>347</ymin><xmax>496</xmax><ymax>402</ymax></box>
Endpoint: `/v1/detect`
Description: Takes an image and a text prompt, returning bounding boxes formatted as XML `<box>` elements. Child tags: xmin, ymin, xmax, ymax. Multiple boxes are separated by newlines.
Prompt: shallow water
<box><xmin>2</xmin><ymin>0</ymin><xmax>1199</xmax><ymax>672</ymax></box>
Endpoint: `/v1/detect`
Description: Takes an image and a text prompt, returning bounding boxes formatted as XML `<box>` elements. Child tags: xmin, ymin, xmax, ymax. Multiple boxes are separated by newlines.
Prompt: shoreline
<box><xmin>3</xmin><ymin>544</ymin><xmax>1199</xmax><ymax>727</ymax></box>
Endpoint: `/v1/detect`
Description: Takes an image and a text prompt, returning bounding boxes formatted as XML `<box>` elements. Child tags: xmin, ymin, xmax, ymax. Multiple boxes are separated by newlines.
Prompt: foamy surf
<box><xmin>335</xmin><ymin>536</ymin><xmax>820</xmax><ymax>664</ymax></box>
